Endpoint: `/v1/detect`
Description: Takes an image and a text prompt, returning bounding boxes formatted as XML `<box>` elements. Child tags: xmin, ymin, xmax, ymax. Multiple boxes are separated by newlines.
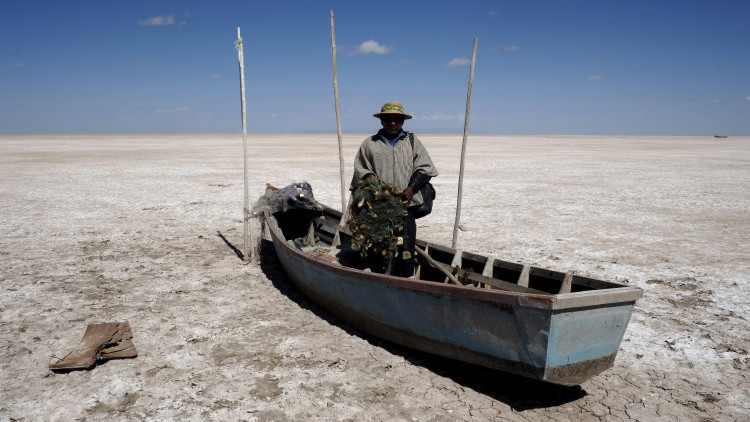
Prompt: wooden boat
<box><xmin>263</xmin><ymin>203</ymin><xmax>643</xmax><ymax>386</ymax></box>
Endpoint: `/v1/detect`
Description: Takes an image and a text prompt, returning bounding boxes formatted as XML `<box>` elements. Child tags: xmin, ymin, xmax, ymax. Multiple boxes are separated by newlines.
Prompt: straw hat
<box><xmin>373</xmin><ymin>102</ymin><xmax>412</xmax><ymax>119</ymax></box>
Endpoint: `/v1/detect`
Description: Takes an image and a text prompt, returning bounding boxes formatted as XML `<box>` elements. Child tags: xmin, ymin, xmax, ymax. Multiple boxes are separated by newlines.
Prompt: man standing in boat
<box><xmin>351</xmin><ymin>101</ymin><xmax>439</xmax><ymax>277</ymax></box>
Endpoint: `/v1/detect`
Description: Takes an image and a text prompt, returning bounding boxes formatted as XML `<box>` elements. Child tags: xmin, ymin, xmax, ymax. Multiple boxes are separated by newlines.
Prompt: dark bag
<box><xmin>414</xmin><ymin>182</ymin><xmax>435</xmax><ymax>219</ymax></box>
<box><xmin>408</xmin><ymin>133</ymin><xmax>436</xmax><ymax>219</ymax></box>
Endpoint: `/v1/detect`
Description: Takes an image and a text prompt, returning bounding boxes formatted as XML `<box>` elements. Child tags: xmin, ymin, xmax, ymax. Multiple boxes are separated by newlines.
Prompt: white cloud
<box><xmin>745</xmin><ymin>96</ymin><xmax>750</xmax><ymax>101</ymax></box>
<box><xmin>11</xmin><ymin>62</ymin><xmax>24</xmax><ymax>67</ymax></box>
<box><xmin>487</xmin><ymin>10</ymin><xmax>497</xmax><ymax>17</ymax></box>
<box><xmin>587</xmin><ymin>74</ymin><xmax>604</xmax><ymax>82</ymax></box>
<box><xmin>712</xmin><ymin>99</ymin><xmax>721</xmax><ymax>104</ymax></box>
<box><xmin>354</xmin><ymin>40</ymin><xmax>393</xmax><ymax>55</ymax></box>
<box><xmin>421</xmin><ymin>112</ymin><xmax>464</xmax><ymax>122</ymax></box>
<box><xmin>139</xmin><ymin>15</ymin><xmax>176</xmax><ymax>26</ymax></box>
<box><xmin>490</xmin><ymin>45</ymin><xmax>521</xmax><ymax>52</ymax></box>
<box><xmin>447</xmin><ymin>57</ymin><xmax>470</xmax><ymax>67</ymax></box>
<box><xmin>211</xmin><ymin>73</ymin><xmax>222</xmax><ymax>79</ymax></box>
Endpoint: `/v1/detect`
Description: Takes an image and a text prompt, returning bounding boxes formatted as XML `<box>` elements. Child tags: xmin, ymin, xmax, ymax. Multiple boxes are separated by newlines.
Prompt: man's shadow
<box><xmin>229</xmin><ymin>236</ymin><xmax>587</xmax><ymax>411</ymax></box>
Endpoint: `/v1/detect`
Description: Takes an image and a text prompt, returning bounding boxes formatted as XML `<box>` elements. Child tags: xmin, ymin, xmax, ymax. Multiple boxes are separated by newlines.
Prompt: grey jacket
<box><xmin>351</xmin><ymin>131</ymin><xmax>438</xmax><ymax>207</ymax></box>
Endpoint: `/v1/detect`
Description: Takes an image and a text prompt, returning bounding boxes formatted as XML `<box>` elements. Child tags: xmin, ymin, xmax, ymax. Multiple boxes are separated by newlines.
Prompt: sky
<box><xmin>1</xmin><ymin>0</ymin><xmax>749</xmax><ymax>135</ymax></box>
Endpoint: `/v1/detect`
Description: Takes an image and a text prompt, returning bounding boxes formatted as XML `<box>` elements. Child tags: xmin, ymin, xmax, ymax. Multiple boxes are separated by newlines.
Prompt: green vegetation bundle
<box><xmin>348</xmin><ymin>178</ymin><xmax>408</xmax><ymax>261</ymax></box>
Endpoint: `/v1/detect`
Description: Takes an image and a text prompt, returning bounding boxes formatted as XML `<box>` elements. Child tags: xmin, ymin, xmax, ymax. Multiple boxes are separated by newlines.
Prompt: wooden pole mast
<box><xmin>452</xmin><ymin>38</ymin><xmax>478</xmax><ymax>249</ymax></box>
<box><xmin>330</xmin><ymin>11</ymin><xmax>347</xmax><ymax>216</ymax></box>
<box><xmin>236</xmin><ymin>27</ymin><xmax>255</xmax><ymax>263</ymax></box>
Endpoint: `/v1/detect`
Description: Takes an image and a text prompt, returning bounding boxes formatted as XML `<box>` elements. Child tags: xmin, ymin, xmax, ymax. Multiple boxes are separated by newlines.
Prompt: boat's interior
<box><xmin>272</xmin><ymin>206</ymin><xmax>627</xmax><ymax>296</ymax></box>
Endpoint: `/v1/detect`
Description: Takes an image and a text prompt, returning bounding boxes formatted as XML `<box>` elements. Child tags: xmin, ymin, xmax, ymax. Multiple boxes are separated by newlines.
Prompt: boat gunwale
<box><xmin>263</xmin><ymin>210</ymin><xmax>643</xmax><ymax>311</ymax></box>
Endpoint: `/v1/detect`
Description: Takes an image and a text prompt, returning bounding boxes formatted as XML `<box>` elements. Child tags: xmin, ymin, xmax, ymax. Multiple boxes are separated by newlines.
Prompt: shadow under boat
<box><xmin>257</xmin><ymin>237</ymin><xmax>587</xmax><ymax>410</ymax></box>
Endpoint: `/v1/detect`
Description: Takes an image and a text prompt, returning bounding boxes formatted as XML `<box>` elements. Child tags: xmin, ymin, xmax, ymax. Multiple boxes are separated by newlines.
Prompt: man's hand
<box><xmin>367</xmin><ymin>174</ymin><xmax>377</xmax><ymax>181</ymax></box>
<box><xmin>403</xmin><ymin>186</ymin><xmax>414</xmax><ymax>201</ymax></box>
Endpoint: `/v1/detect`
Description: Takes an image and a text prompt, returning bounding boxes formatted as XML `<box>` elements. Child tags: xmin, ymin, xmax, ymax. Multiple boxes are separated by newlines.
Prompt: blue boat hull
<box><xmin>265</xmin><ymin>210</ymin><xmax>640</xmax><ymax>385</ymax></box>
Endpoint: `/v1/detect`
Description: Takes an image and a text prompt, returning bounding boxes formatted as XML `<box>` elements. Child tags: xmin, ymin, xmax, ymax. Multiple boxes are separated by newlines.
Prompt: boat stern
<box><xmin>542</xmin><ymin>297</ymin><xmax>639</xmax><ymax>386</ymax></box>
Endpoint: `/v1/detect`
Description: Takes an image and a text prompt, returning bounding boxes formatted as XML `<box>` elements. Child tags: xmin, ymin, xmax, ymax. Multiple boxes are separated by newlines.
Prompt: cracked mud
<box><xmin>1</xmin><ymin>134</ymin><xmax>748</xmax><ymax>420</ymax></box>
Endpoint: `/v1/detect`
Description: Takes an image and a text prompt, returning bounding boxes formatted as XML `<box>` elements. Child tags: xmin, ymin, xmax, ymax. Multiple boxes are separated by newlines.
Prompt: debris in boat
<box><xmin>293</xmin><ymin>237</ymin><xmax>309</xmax><ymax>249</ymax></box>
<box><xmin>313</xmin><ymin>246</ymin><xmax>331</xmax><ymax>254</ymax></box>
<box><xmin>50</xmin><ymin>321</ymin><xmax>137</xmax><ymax>372</ymax></box>
<box><xmin>348</xmin><ymin>178</ymin><xmax>407</xmax><ymax>260</ymax></box>
<box><xmin>253</xmin><ymin>182</ymin><xmax>322</xmax><ymax>215</ymax></box>
<box><xmin>308</xmin><ymin>246</ymin><xmax>338</xmax><ymax>263</ymax></box>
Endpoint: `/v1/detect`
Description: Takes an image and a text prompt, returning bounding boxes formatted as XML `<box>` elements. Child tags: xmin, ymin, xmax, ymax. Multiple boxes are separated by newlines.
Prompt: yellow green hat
<box><xmin>373</xmin><ymin>101</ymin><xmax>412</xmax><ymax>119</ymax></box>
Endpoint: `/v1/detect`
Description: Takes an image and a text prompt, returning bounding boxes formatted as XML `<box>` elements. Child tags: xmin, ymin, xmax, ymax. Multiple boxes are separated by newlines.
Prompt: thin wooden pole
<box><xmin>452</xmin><ymin>38</ymin><xmax>477</xmax><ymax>249</ymax></box>
<box><xmin>236</xmin><ymin>27</ymin><xmax>255</xmax><ymax>263</ymax></box>
<box><xmin>330</xmin><ymin>11</ymin><xmax>347</xmax><ymax>217</ymax></box>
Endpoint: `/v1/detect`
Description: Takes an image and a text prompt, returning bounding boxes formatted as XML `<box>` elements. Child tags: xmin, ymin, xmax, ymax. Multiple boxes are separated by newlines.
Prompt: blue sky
<box><xmin>1</xmin><ymin>0</ymin><xmax>748</xmax><ymax>135</ymax></box>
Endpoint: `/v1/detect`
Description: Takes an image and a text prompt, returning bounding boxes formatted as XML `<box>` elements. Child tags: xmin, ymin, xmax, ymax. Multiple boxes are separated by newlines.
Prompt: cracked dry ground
<box><xmin>1</xmin><ymin>134</ymin><xmax>748</xmax><ymax>421</ymax></box>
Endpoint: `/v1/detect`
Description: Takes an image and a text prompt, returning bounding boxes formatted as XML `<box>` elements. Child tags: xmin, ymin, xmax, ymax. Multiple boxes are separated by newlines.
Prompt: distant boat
<box><xmin>714</xmin><ymin>135</ymin><xmax>728</xmax><ymax>138</ymax></box>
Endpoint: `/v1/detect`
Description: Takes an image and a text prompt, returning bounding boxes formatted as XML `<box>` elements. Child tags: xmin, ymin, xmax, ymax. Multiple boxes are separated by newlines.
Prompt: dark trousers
<box><xmin>396</xmin><ymin>207</ymin><xmax>418</xmax><ymax>277</ymax></box>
